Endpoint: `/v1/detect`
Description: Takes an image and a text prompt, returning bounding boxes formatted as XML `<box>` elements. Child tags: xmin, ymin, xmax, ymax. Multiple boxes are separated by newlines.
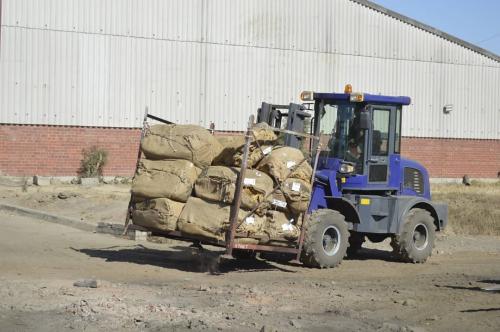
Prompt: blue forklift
<box><xmin>256</xmin><ymin>85</ymin><xmax>448</xmax><ymax>268</ymax></box>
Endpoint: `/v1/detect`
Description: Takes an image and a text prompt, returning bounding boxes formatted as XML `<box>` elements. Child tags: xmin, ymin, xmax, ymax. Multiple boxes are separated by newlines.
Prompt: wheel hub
<box><xmin>322</xmin><ymin>226</ymin><xmax>341</xmax><ymax>256</ymax></box>
<box><xmin>413</xmin><ymin>223</ymin><xmax>429</xmax><ymax>250</ymax></box>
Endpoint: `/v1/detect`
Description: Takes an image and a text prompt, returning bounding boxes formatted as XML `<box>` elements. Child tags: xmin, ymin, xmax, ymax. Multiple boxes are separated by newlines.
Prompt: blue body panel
<box><xmin>312</xmin><ymin>154</ymin><xmax>430</xmax><ymax>201</ymax></box>
<box><xmin>313</xmin><ymin>92</ymin><xmax>411</xmax><ymax>106</ymax></box>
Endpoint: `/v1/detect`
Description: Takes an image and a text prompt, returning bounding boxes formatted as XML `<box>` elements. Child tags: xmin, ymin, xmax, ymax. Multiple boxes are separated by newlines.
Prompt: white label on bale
<box><xmin>286</xmin><ymin>161</ymin><xmax>296</xmax><ymax>169</ymax></box>
<box><xmin>245</xmin><ymin>217</ymin><xmax>255</xmax><ymax>225</ymax></box>
<box><xmin>272</xmin><ymin>199</ymin><xmax>287</xmax><ymax>208</ymax></box>
<box><xmin>244</xmin><ymin>178</ymin><xmax>256</xmax><ymax>186</ymax></box>
<box><xmin>263</xmin><ymin>147</ymin><xmax>272</xmax><ymax>155</ymax></box>
<box><xmin>281</xmin><ymin>223</ymin><xmax>294</xmax><ymax>231</ymax></box>
<box><xmin>291</xmin><ymin>182</ymin><xmax>301</xmax><ymax>192</ymax></box>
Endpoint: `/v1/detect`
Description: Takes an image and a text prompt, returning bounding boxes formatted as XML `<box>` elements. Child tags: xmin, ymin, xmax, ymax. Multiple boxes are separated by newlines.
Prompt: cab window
<box><xmin>372</xmin><ymin>109</ymin><xmax>390</xmax><ymax>156</ymax></box>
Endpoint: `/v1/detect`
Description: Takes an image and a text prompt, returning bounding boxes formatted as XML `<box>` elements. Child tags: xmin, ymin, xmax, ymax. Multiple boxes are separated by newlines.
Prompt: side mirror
<box><xmin>360</xmin><ymin>111</ymin><xmax>371</xmax><ymax>130</ymax></box>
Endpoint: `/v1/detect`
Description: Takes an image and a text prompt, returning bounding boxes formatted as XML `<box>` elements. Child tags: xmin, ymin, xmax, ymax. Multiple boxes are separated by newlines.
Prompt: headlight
<box><xmin>350</xmin><ymin>93</ymin><xmax>364</xmax><ymax>102</ymax></box>
<box><xmin>339</xmin><ymin>163</ymin><xmax>355</xmax><ymax>174</ymax></box>
<box><xmin>300</xmin><ymin>90</ymin><xmax>314</xmax><ymax>101</ymax></box>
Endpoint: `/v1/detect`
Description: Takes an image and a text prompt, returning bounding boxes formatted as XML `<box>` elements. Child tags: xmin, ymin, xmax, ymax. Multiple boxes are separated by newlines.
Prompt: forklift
<box><xmin>257</xmin><ymin>85</ymin><xmax>448</xmax><ymax>268</ymax></box>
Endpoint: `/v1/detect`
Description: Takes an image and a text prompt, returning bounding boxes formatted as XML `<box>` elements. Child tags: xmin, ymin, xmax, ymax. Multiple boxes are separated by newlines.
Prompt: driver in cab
<box><xmin>345</xmin><ymin>139</ymin><xmax>361</xmax><ymax>163</ymax></box>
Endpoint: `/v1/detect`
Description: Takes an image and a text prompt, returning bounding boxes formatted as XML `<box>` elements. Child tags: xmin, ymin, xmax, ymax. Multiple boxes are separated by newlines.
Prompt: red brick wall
<box><xmin>0</xmin><ymin>124</ymin><xmax>141</xmax><ymax>177</ymax></box>
<box><xmin>0</xmin><ymin>124</ymin><xmax>499</xmax><ymax>178</ymax></box>
<box><xmin>401</xmin><ymin>137</ymin><xmax>500</xmax><ymax>178</ymax></box>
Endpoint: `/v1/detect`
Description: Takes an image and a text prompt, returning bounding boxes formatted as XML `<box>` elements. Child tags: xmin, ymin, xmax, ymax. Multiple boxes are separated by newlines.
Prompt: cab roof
<box><xmin>313</xmin><ymin>92</ymin><xmax>411</xmax><ymax>106</ymax></box>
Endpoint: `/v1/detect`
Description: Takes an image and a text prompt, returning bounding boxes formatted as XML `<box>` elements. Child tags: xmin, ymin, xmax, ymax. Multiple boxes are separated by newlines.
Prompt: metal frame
<box><xmin>124</xmin><ymin>113</ymin><xmax>321</xmax><ymax>264</ymax></box>
<box><xmin>224</xmin><ymin>115</ymin><xmax>321</xmax><ymax>261</ymax></box>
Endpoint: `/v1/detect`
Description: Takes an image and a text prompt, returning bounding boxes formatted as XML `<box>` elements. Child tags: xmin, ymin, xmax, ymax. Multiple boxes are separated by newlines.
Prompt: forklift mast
<box><xmin>257</xmin><ymin>102</ymin><xmax>311</xmax><ymax>149</ymax></box>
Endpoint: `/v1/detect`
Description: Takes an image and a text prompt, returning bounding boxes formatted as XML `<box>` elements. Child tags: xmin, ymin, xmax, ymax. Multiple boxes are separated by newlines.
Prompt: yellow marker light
<box><xmin>300</xmin><ymin>90</ymin><xmax>314</xmax><ymax>101</ymax></box>
<box><xmin>360</xmin><ymin>198</ymin><xmax>371</xmax><ymax>205</ymax></box>
<box><xmin>341</xmin><ymin>177</ymin><xmax>346</xmax><ymax>183</ymax></box>
<box><xmin>344</xmin><ymin>84</ymin><xmax>353</xmax><ymax>94</ymax></box>
<box><xmin>350</xmin><ymin>93</ymin><xmax>364</xmax><ymax>102</ymax></box>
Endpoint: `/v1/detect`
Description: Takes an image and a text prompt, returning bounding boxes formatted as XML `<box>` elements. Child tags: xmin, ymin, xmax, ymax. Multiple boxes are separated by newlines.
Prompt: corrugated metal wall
<box><xmin>1</xmin><ymin>0</ymin><xmax>499</xmax><ymax>139</ymax></box>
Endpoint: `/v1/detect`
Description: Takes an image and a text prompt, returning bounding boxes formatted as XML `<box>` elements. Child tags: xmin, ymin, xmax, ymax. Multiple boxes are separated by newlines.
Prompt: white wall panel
<box><xmin>1</xmin><ymin>0</ymin><xmax>499</xmax><ymax>139</ymax></box>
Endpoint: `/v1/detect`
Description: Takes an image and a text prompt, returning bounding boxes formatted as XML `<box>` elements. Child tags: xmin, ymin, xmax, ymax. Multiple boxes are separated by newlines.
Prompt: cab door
<box><xmin>366</xmin><ymin>105</ymin><xmax>395</xmax><ymax>184</ymax></box>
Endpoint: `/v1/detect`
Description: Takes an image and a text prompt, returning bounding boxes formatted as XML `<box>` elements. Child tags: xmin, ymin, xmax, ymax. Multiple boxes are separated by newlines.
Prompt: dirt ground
<box><xmin>0</xmin><ymin>181</ymin><xmax>500</xmax><ymax>331</ymax></box>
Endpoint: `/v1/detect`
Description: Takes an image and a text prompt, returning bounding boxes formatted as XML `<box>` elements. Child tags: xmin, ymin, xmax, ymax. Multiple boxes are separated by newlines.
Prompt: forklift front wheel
<box><xmin>301</xmin><ymin>210</ymin><xmax>349</xmax><ymax>268</ymax></box>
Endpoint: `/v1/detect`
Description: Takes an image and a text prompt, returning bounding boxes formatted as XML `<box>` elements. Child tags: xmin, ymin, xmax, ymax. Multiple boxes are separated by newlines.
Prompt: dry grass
<box><xmin>432</xmin><ymin>181</ymin><xmax>500</xmax><ymax>236</ymax></box>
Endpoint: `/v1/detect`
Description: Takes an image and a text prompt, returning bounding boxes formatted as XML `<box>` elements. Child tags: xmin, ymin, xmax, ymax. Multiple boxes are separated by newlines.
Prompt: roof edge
<box><xmin>350</xmin><ymin>0</ymin><xmax>500</xmax><ymax>63</ymax></box>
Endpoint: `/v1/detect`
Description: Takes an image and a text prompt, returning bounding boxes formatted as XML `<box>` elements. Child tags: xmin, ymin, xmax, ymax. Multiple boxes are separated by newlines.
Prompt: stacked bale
<box><xmin>131</xmin><ymin>122</ymin><xmax>312</xmax><ymax>245</ymax></box>
<box><xmin>141</xmin><ymin>124</ymin><xmax>223</xmax><ymax>167</ymax></box>
<box><xmin>212</xmin><ymin>123</ymin><xmax>278</xmax><ymax>168</ymax></box>
<box><xmin>177</xmin><ymin>197</ymin><xmax>267</xmax><ymax>242</ymax></box>
<box><xmin>130</xmin><ymin>124</ymin><xmax>222</xmax><ymax>232</ymax></box>
<box><xmin>194</xmin><ymin>167</ymin><xmax>273</xmax><ymax>213</ymax></box>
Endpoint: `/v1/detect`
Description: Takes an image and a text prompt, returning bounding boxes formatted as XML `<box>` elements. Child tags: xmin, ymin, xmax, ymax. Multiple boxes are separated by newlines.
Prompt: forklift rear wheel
<box><xmin>391</xmin><ymin>208</ymin><xmax>435</xmax><ymax>263</ymax></box>
<box><xmin>301</xmin><ymin>210</ymin><xmax>349</xmax><ymax>268</ymax></box>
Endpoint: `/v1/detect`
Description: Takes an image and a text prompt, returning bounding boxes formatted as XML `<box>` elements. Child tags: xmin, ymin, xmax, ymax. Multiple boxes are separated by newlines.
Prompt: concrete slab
<box><xmin>80</xmin><ymin>177</ymin><xmax>100</xmax><ymax>186</ymax></box>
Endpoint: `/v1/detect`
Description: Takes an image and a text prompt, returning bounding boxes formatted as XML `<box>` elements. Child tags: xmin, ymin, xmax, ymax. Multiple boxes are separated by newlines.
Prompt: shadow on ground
<box><xmin>73</xmin><ymin>244</ymin><xmax>404</xmax><ymax>275</ymax></box>
<box><xmin>345</xmin><ymin>248</ymin><xmax>401</xmax><ymax>262</ymax></box>
<box><xmin>72</xmin><ymin>245</ymin><xmax>298</xmax><ymax>274</ymax></box>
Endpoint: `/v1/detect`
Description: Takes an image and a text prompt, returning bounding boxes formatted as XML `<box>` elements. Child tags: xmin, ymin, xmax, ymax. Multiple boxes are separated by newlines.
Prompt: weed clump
<box><xmin>79</xmin><ymin>146</ymin><xmax>108</xmax><ymax>178</ymax></box>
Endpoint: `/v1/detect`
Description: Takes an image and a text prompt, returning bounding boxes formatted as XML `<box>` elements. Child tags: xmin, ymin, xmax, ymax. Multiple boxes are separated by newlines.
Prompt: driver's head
<box><xmin>348</xmin><ymin>141</ymin><xmax>359</xmax><ymax>156</ymax></box>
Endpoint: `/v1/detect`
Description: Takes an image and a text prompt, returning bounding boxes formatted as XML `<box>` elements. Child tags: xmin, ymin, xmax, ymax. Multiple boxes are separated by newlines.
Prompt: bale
<box><xmin>194</xmin><ymin>166</ymin><xmax>274</xmax><ymax>211</ymax></box>
<box><xmin>194</xmin><ymin>166</ymin><xmax>237</xmax><ymax>203</ymax></box>
<box><xmin>132</xmin><ymin>198</ymin><xmax>184</xmax><ymax>232</ymax></box>
<box><xmin>257</xmin><ymin>146</ymin><xmax>312</xmax><ymax>183</ymax></box>
<box><xmin>252</xmin><ymin>122</ymin><xmax>278</xmax><ymax>142</ymax></box>
<box><xmin>177</xmin><ymin>197</ymin><xmax>265</xmax><ymax>241</ymax></box>
<box><xmin>213</xmin><ymin>135</ymin><xmax>274</xmax><ymax>168</ymax></box>
<box><xmin>233</xmin><ymin>145</ymin><xmax>274</xmax><ymax>168</ymax></box>
<box><xmin>261</xmin><ymin>210</ymin><xmax>300</xmax><ymax>242</ymax></box>
<box><xmin>141</xmin><ymin>124</ymin><xmax>223</xmax><ymax>168</ymax></box>
<box><xmin>267</xmin><ymin>189</ymin><xmax>288</xmax><ymax>212</ymax></box>
<box><xmin>240</xmin><ymin>169</ymin><xmax>274</xmax><ymax>210</ymax></box>
<box><xmin>281</xmin><ymin>178</ymin><xmax>312</xmax><ymax>214</ymax></box>
<box><xmin>132</xmin><ymin>159</ymin><xmax>201</xmax><ymax>202</ymax></box>
<box><xmin>212</xmin><ymin>136</ymin><xmax>245</xmax><ymax>166</ymax></box>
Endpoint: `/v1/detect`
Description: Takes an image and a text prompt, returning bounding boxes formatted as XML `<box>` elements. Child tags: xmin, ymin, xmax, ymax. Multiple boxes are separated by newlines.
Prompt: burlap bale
<box><xmin>213</xmin><ymin>135</ymin><xmax>274</xmax><ymax>168</ymax></box>
<box><xmin>132</xmin><ymin>159</ymin><xmax>201</xmax><ymax>202</ymax></box>
<box><xmin>252</xmin><ymin>122</ymin><xmax>278</xmax><ymax>142</ymax></box>
<box><xmin>267</xmin><ymin>189</ymin><xmax>288</xmax><ymax>212</ymax></box>
<box><xmin>233</xmin><ymin>145</ymin><xmax>274</xmax><ymax>168</ymax></box>
<box><xmin>132</xmin><ymin>198</ymin><xmax>184</xmax><ymax>232</ymax></box>
<box><xmin>141</xmin><ymin>124</ymin><xmax>223</xmax><ymax>168</ymax></box>
<box><xmin>177</xmin><ymin>197</ymin><xmax>265</xmax><ymax>241</ymax></box>
<box><xmin>194</xmin><ymin>166</ymin><xmax>237</xmax><ymax>203</ymax></box>
<box><xmin>194</xmin><ymin>166</ymin><xmax>273</xmax><ymax>211</ymax></box>
<box><xmin>261</xmin><ymin>210</ymin><xmax>300</xmax><ymax>242</ymax></box>
<box><xmin>281</xmin><ymin>178</ymin><xmax>312</xmax><ymax>214</ymax></box>
<box><xmin>212</xmin><ymin>136</ymin><xmax>245</xmax><ymax>166</ymax></box>
<box><xmin>256</xmin><ymin>146</ymin><xmax>312</xmax><ymax>183</ymax></box>
<box><xmin>240</xmin><ymin>169</ymin><xmax>274</xmax><ymax>210</ymax></box>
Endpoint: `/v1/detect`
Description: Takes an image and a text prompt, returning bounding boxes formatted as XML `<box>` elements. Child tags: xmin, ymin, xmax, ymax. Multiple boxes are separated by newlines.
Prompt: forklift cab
<box><xmin>301</xmin><ymin>86</ymin><xmax>429</xmax><ymax>199</ymax></box>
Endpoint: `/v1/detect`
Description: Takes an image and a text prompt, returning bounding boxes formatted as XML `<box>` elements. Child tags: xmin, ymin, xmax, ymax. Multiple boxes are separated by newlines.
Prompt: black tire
<box><xmin>346</xmin><ymin>232</ymin><xmax>365</xmax><ymax>257</ymax></box>
<box><xmin>391</xmin><ymin>208</ymin><xmax>436</xmax><ymax>263</ymax></box>
<box><xmin>232</xmin><ymin>250</ymin><xmax>257</xmax><ymax>260</ymax></box>
<box><xmin>301</xmin><ymin>209</ymin><xmax>349</xmax><ymax>268</ymax></box>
